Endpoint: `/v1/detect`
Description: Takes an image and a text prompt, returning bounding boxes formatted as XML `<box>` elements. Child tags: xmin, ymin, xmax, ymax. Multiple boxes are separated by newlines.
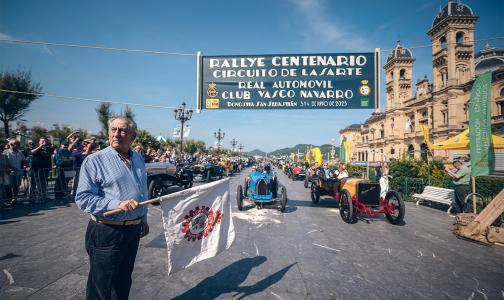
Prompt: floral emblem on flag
<box><xmin>182</xmin><ymin>206</ymin><xmax>223</xmax><ymax>241</ymax></box>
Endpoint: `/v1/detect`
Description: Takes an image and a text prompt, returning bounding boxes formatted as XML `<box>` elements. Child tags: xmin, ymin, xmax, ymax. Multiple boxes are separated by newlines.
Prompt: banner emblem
<box><xmin>359</xmin><ymin>80</ymin><xmax>371</xmax><ymax>96</ymax></box>
<box><xmin>182</xmin><ymin>206</ymin><xmax>223</xmax><ymax>241</ymax></box>
<box><xmin>207</xmin><ymin>82</ymin><xmax>218</xmax><ymax>98</ymax></box>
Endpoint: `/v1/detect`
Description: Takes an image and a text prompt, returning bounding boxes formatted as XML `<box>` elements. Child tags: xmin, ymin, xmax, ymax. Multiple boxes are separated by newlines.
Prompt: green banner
<box><xmin>469</xmin><ymin>71</ymin><xmax>493</xmax><ymax>177</ymax></box>
<box><xmin>340</xmin><ymin>138</ymin><xmax>346</xmax><ymax>163</ymax></box>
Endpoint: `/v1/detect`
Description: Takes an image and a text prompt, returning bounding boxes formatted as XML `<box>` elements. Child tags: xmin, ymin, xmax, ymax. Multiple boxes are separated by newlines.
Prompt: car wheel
<box><xmin>384</xmin><ymin>191</ymin><xmax>405</xmax><ymax>225</ymax></box>
<box><xmin>236</xmin><ymin>185</ymin><xmax>243</xmax><ymax>211</ymax></box>
<box><xmin>310</xmin><ymin>183</ymin><xmax>320</xmax><ymax>204</ymax></box>
<box><xmin>339</xmin><ymin>189</ymin><xmax>355</xmax><ymax>224</ymax></box>
<box><xmin>206</xmin><ymin>170</ymin><xmax>212</xmax><ymax>182</ymax></box>
<box><xmin>304</xmin><ymin>176</ymin><xmax>309</xmax><ymax>188</ymax></box>
<box><xmin>272</xmin><ymin>178</ymin><xmax>278</xmax><ymax>198</ymax></box>
<box><xmin>184</xmin><ymin>180</ymin><xmax>193</xmax><ymax>189</ymax></box>
<box><xmin>244</xmin><ymin>181</ymin><xmax>249</xmax><ymax>197</ymax></box>
<box><xmin>148</xmin><ymin>179</ymin><xmax>165</xmax><ymax>199</ymax></box>
<box><xmin>279</xmin><ymin>186</ymin><xmax>287</xmax><ymax>212</ymax></box>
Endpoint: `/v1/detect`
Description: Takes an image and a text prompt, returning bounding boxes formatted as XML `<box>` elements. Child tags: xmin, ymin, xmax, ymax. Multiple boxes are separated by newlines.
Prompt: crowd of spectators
<box><xmin>0</xmin><ymin>132</ymin><xmax>102</xmax><ymax>207</ymax></box>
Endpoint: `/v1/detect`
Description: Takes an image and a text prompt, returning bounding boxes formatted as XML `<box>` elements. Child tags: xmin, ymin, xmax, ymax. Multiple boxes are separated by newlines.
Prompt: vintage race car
<box><xmin>192</xmin><ymin>163</ymin><xmax>224</xmax><ymax>182</ymax></box>
<box><xmin>310</xmin><ymin>171</ymin><xmax>404</xmax><ymax>225</ymax></box>
<box><xmin>146</xmin><ymin>162</ymin><xmax>194</xmax><ymax>199</ymax></box>
<box><xmin>236</xmin><ymin>169</ymin><xmax>287</xmax><ymax>212</ymax></box>
<box><xmin>289</xmin><ymin>166</ymin><xmax>306</xmax><ymax>181</ymax></box>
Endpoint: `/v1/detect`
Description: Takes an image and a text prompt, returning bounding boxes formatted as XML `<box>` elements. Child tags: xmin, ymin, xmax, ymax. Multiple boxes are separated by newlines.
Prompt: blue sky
<box><xmin>0</xmin><ymin>0</ymin><xmax>503</xmax><ymax>152</ymax></box>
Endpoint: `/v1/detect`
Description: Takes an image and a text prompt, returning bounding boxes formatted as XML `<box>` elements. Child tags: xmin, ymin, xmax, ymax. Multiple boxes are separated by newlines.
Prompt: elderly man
<box><xmin>3</xmin><ymin>139</ymin><xmax>26</xmax><ymax>204</ymax></box>
<box><xmin>76</xmin><ymin>116</ymin><xmax>149</xmax><ymax>300</ymax></box>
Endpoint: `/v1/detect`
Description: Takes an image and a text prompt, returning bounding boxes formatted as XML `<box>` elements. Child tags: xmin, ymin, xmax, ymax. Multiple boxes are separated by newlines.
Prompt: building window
<box><xmin>391</xmin><ymin>148</ymin><xmax>395</xmax><ymax>155</ymax></box>
<box><xmin>408</xmin><ymin>144</ymin><xmax>415</xmax><ymax>158</ymax></box>
<box><xmin>440</xmin><ymin>36</ymin><xmax>447</xmax><ymax>49</ymax></box>
<box><xmin>498</xmin><ymin>101</ymin><xmax>504</xmax><ymax>116</ymax></box>
<box><xmin>391</xmin><ymin>72</ymin><xmax>394</xmax><ymax>80</ymax></box>
<box><xmin>464</xmin><ymin>103</ymin><xmax>469</xmax><ymax>121</ymax></box>
<box><xmin>442</xmin><ymin>112</ymin><xmax>448</xmax><ymax>124</ymax></box>
<box><xmin>400</xmin><ymin>69</ymin><xmax>406</xmax><ymax>80</ymax></box>
<box><xmin>456</xmin><ymin>32</ymin><xmax>464</xmax><ymax>45</ymax></box>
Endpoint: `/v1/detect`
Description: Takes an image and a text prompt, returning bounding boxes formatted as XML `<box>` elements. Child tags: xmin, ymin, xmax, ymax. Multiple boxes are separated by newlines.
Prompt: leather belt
<box><xmin>90</xmin><ymin>215</ymin><xmax>142</xmax><ymax>226</ymax></box>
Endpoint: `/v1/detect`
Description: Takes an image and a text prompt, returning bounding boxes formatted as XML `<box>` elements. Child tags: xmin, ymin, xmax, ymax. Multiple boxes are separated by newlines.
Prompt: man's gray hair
<box><xmin>108</xmin><ymin>116</ymin><xmax>137</xmax><ymax>139</ymax></box>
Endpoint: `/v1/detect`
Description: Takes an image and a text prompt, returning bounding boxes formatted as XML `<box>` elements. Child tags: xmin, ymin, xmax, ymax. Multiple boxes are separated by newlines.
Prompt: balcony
<box><xmin>432</xmin><ymin>48</ymin><xmax>447</xmax><ymax>67</ymax></box>
<box><xmin>492</xmin><ymin>115</ymin><xmax>504</xmax><ymax>125</ymax></box>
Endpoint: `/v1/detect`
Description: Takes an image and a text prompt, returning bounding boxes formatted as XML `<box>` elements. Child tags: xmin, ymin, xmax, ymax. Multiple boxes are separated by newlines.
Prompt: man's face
<box><xmin>9</xmin><ymin>141</ymin><xmax>19</xmax><ymax>151</ymax></box>
<box><xmin>109</xmin><ymin>119</ymin><xmax>134</xmax><ymax>153</ymax></box>
<box><xmin>323</xmin><ymin>164</ymin><xmax>328</xmax><ymax>169</ymax></box>
<box><xmin>454</xmin><ymin>162</ymin><xmax>462</xmax><ymax>169</ymax></box>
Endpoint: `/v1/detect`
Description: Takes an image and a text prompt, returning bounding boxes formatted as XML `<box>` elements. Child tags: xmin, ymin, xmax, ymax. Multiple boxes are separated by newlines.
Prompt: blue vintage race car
<box><xmin>236</xmin><ymin>167</ymin><xmax>287</xmax><ymax>212</ymax></box>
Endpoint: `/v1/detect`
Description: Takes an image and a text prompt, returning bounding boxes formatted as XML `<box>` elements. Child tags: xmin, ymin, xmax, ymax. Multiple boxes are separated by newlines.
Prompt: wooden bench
<box><xmin>412</xmin><ymin>186</ymin><xmax>456</xmax><ymax>213</ymax></box>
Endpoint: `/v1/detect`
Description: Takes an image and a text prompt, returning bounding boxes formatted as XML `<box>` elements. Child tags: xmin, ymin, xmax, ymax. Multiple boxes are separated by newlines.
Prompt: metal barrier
<box><xmin>0</xmin><ymin>167</ymin><xmax>80</xmax><ymax>206</ymax></box>
<box><xmin>389</xmin><ymin>177</ymin><xmax>453</xmax><ymax>201</ymax></box>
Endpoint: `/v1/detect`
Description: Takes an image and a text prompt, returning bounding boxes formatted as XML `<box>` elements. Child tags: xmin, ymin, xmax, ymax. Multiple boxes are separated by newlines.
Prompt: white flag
<box><xmin>405</xmin><ymin>118</ymin><xmax>412</xmax><ymax>131</ymax></box>
<box><xmin>160</xmin><ymin>178</ymin><xmax>235</xmax><ymax>275</ymax></box>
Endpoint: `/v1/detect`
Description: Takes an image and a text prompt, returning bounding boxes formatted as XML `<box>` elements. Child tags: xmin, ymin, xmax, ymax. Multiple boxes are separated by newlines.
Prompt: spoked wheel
<box><xmin>384</xmin><ymin>191</ymin><xmax>405</xmax><ymax>225</ymax></box>
<box><xmin>236</xmin><ymin>185</ymin><xmax>243</xmax><ymax>211</ymax></box>
<box><xmin>279</xmin><ymin>186</ymin><xmax>287</xmax><ymax>212</ymax></box>
<box><xmin>339</xmin><ymin>189</ymin><xmax>354</xmax><ymax>223</ymax></box>
<box><xmin>310</xmin><ymin>183</ymin><xmax>320</xmax><ymax>204</ymax></box>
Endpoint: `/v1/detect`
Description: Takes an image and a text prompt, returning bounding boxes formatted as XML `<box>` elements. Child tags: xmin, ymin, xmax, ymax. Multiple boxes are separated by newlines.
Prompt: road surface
<box><xmin>1</xmin><ymin>167</ymin><xmax>503</xmax><ymax>299</ymax></box>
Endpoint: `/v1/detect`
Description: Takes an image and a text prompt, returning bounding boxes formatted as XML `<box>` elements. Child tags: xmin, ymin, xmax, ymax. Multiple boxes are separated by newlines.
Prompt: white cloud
<box><xmin>288</xmin><ymin>0</ymin><xmax>370</xmax><ymax>52</ymax></box>
<box><xmin>0</xmin><ymin>32</ymin><xmax>13</xmax><ymax>40</ymax></box>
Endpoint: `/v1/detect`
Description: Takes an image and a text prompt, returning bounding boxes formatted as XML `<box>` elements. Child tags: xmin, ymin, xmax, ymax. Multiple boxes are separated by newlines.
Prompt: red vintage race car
<box><xmin>290</xmin><ymin>166</ymin><xmax>306</xmax><ymax>181</ymax></box>
<box><xmin>311</xmin><ymin>172</ymin><xmax>405</xmax><ymax>225</ymax></box>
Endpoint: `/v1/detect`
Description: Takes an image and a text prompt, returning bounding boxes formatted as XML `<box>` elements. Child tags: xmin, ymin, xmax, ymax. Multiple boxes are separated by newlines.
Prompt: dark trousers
<box><xmin>454</xmin><ymin>184</ymin><xmax>471</xmax><ymax>213</ymax></box>
<box><xmin>85</xmin><ymin>220</ymin><xmax>141</xmax><ymax>300</ymax></box>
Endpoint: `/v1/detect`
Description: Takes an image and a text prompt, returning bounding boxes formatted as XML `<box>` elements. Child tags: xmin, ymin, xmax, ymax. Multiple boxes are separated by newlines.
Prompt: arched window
<box><xmin>440</xmin><ymin>36</ymin><xmax>447</xmax><ymax>49</ymax></box>
<box><xmin>391</xmin><ymin>148</ymin><xmax>395</xmax><ymax>155</ymax></box>
<box><xmin>408</xmin><ymin>144</ymin><xmax>415</xmax><ymax>158</ymax></box>
<box><xmin>400</xmin><ymin>69</ymin><xmax>406</xmax><ymax>80</ymax></box>
<box><xmin>456</xmin><ymin>32</ymin><xmax>464</xmax><ymax>45</ymax></box>
<box><xmin>391</xmin><ymin>71</ymin><xmax>394</xmax><ymax>80</ymax></box>
<box><xmin>420</xmin><ymin>143</ymin><xmax>428</xmax><ymax>162</ymax></box>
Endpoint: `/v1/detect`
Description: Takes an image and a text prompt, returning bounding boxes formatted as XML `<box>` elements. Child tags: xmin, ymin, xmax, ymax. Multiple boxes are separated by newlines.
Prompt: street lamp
<box><xmin>173</xmin><ymin>102</ymin><xmax>193</xmax><ymax>156</ymax></box>
<box><xmin>214</xmin><ymin>128</ymin><xmax>225</xmax><ymax>149</ymax></box>
<box><xmin>230</xmin><ymin>138</ymin><xmax>238</xmax><ymax>152</ymax></box>
<box><xmin>238</xmin><ymin>144</ymin><xmax>244</xmax><ymax>153</ymax></box>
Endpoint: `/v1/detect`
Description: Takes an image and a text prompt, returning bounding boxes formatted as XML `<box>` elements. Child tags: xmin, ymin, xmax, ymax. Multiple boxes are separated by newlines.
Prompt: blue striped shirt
<box><xmin>75</xmin><ymin>146</ymin><xmax>148</xmax><ymax>222</ymax></box>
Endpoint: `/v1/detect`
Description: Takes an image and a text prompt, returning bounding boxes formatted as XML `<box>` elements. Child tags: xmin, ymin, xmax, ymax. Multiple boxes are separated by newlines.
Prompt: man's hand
<box><xmin>117</xmin><ymin>199</ymin><xmax>139</xmax><ymax>212</ymax></box>
<box><xmin>140</xmin><ymin>222</ymin><xmax>149</xmax><ymax>238</ymax></box>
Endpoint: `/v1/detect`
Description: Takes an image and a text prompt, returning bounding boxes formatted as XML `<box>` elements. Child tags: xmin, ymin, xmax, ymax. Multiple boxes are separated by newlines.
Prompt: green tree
<box><xmin>30</xmin><ymin>126</ymin><xmax>49</xmax><ymax>142</ymax></box>
<box><xmin>134</xmin><ymin>129</ymin><xmax>161</xmax><ymax>150</ymax></box>
<box><xmin>96</xmin><ymin>102</ymin><xmax>112</xmax><ymax>139</ymax></box>
<box><xmin>0</xmin><ymin>70</ymin><xmax>42</xmax><ymax>138</ymax></box>
<box><xmin>124</xmin><ymin>105</ymin><xmax>135</xmax><ymax>123</ymax></box>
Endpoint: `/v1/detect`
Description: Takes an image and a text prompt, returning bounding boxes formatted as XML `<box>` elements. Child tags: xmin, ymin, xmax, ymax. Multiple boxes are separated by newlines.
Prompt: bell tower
<box><xmin>427</xmin><ymin>1</ymin><xmax>478</xmax><ymax>92</ymax></box>
<box><xmin>383</xmin><ymin>40</ymin><xmax>415</xmax><ymax>111</ymax></box>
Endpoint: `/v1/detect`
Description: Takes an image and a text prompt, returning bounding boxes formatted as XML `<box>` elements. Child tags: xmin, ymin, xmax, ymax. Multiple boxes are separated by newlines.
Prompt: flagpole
<box><xmin>472</xmin><ymin>176</ymin><xmax>477</xmax><ymax>214</ymax></box>
<box><xmin>102</xmin><ymin>197</ymin><xmax>162</xmax><ymax>217</ymax></box>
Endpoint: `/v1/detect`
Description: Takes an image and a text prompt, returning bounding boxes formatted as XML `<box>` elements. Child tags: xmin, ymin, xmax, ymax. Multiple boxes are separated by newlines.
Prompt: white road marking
<box><xmin>271</xmin><ymin>291</ymin><xmax>285</xmax><ymax>300</ymax></box>
<box><xmin>469</xmin><ymin>291</ymin><xmax>475</xmax><ymax>300</ymax></box>
<box><xmin>388</xmin><ymin>248</ymin><xmax>391</xmax><ymax>255</ymax></box>
<box><xmin>3</xmin><ymin>269</ymin><xmax>14</xmax><ymax>284</ymax></box>
<box><xmin>306</xmin><ymin>229</ymin><xmax>319</xmax><ymax>235</ymax></box>
<box><xmin>312</xmin><ymin>243</ymin><xmax>341</xmax><ymax>252</ymax></box>
<box><xmin>432</xmin><ymin>253</ymin><xmax>436</xmax><ymax>258</ymax></box>
<box><xmin>417</xmin><ymin>250</ymin><xmax>423</xmax><ymax>258</ymax></box>
<box><xmin>474</xmin><ymin>278</ymin><xmax>487</xmax><ymax>300</ymax></box>
<box><xmin>254</xmin><ymin>242</ymin><xmax>260</xmax><ymax>256</ymax></box>
<box><xmin>256</xmin><ymin>223</ymin><xmax>264</xmax><ymax>229</ymax></box>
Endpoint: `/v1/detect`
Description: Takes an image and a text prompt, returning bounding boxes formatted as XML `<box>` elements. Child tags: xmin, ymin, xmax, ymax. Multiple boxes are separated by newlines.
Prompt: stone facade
<box><xmin>340</xmin><ymin>1</ymin><xmax>504</xmax><ymax>162</ymax></box>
